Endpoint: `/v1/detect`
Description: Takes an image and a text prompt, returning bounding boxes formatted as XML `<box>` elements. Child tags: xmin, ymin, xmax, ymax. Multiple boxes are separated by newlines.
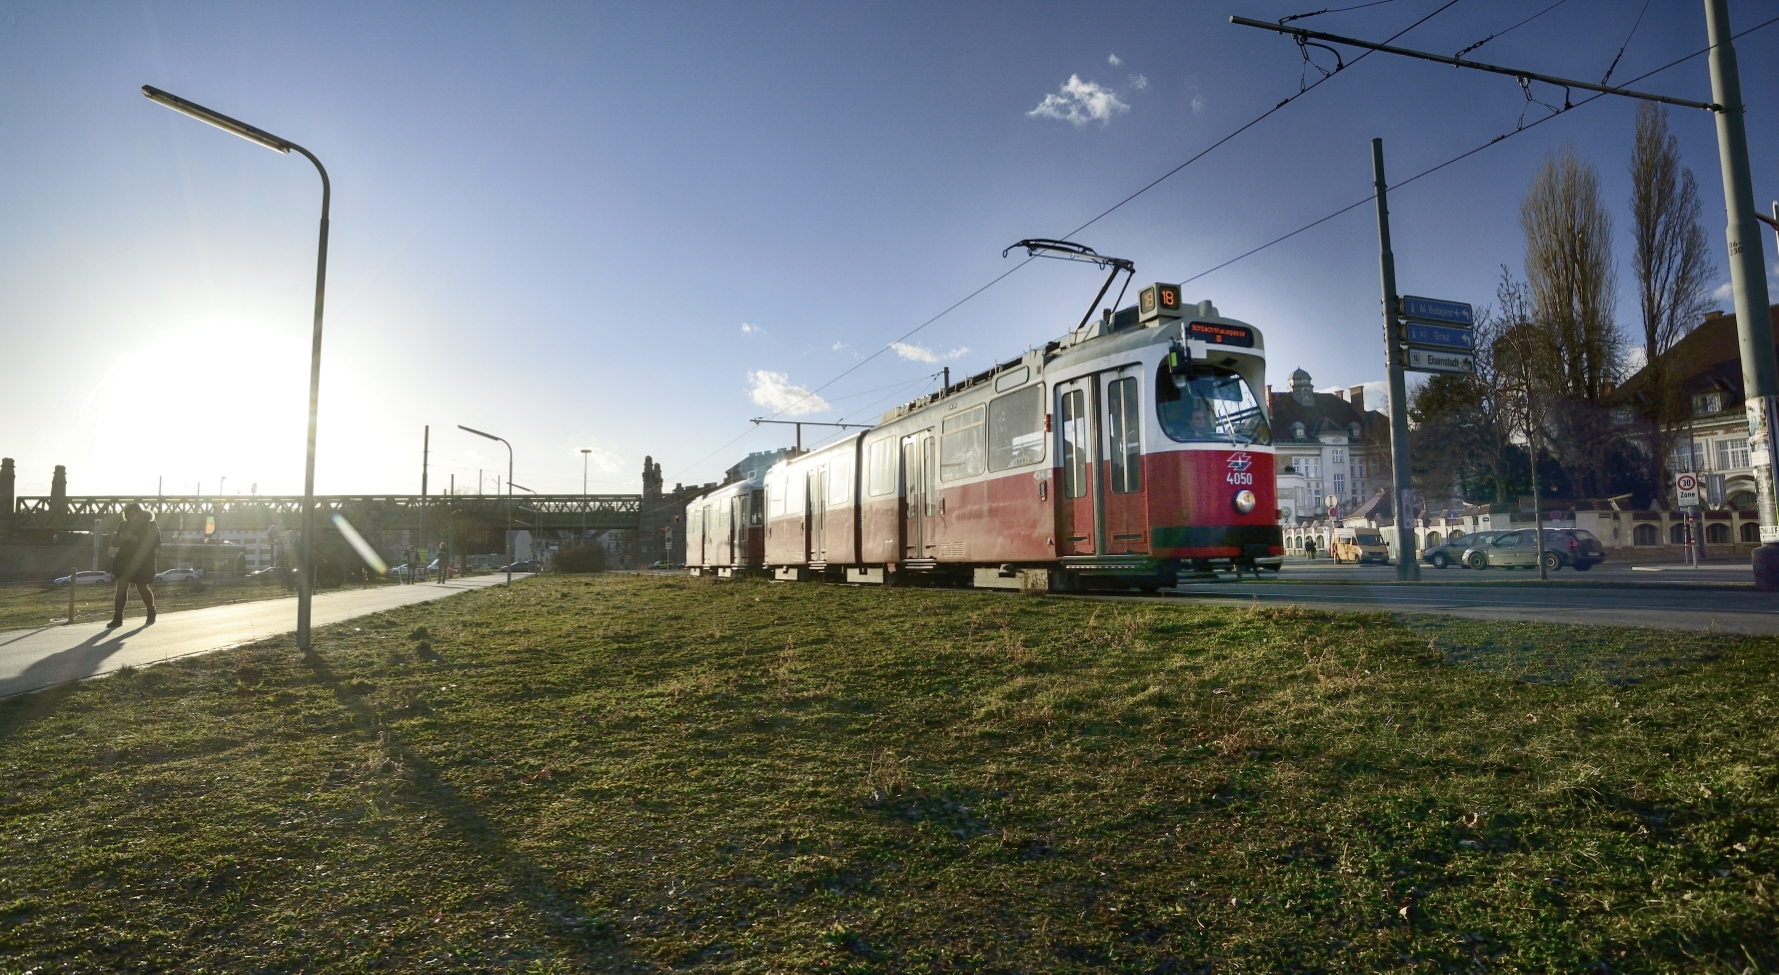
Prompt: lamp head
<box><xmin>142</xmin><ymin>85</ymin><xmax>292</xmax><ymax>154</ymax></box>
<box><xmin>457</xmin><ymin>424</ymin><xmax>501</xmax><ymax>443</ymax></box>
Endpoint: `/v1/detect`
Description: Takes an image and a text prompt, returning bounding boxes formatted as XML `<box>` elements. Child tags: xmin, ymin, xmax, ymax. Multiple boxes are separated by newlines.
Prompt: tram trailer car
<box><xmin>685</xmin><ymin>473</ymin><xmax>766</xmax><ymax>577</ymax></box>
<box><xmin>758</xmin><ymin>284</ymin><xmax>1280</xmax><ymax>591</ymax></box>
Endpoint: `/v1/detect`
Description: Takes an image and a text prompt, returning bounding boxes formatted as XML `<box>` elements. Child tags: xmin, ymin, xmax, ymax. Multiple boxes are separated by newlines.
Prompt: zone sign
<box><xmin>1675</xmin><ymin>472</ymin><xmax>1700</xmax><ymax>508</ymax></box>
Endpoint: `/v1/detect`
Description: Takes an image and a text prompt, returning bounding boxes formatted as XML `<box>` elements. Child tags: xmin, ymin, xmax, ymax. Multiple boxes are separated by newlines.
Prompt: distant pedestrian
<box><xmin>108</xmin><ymin>503</ymin><xmax>160</xmax><ymax>627</ymax></box>
<box><xmin>1303</xmin><ymin>536</ymin><xmax>1317</xmax><ymax>559</ymax></box>
<box><xmin>435</xmin><ymin>541</ymin><xmax>449</xmax><ymax>585</ymax></box>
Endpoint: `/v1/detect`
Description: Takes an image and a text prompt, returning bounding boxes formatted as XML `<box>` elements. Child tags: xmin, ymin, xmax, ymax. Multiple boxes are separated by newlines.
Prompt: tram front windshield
<box><xmin>1156</xmin><ymin>362</ymin><xmax>1270</xmax><ymax>445</ymax></box>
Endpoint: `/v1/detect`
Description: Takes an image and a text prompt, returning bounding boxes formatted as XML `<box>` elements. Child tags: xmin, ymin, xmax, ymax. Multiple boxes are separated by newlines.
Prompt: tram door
<box><xmin>901</xmin><ymin>431</ymin><xmax>936</xmax><ymax>560</ymax></box>
<box><xmin>1101</xmin><ymin>368</ymin><xmax>1149</xmax><ymax>554</ymax></box>
<box><xmin>1056</xmin><ymin>379</ymin><xmax>1098</xmax><ymax>555</ymax></box>
<box><xmin>807</xmin><ymin>467</ymin><xmax>828</xmax><ymax>562</ymax></box>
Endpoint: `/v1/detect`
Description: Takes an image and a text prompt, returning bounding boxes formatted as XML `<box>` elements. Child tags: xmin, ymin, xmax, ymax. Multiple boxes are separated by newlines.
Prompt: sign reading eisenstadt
<box><xmin>1406</xmin><ymin>347</ymin><xmax>1475</xmax><ymax>374</ymax></box>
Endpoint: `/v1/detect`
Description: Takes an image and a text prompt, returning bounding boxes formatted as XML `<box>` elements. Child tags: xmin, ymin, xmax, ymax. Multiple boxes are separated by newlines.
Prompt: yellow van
<box><xmin>1332</xmin><ymin>528</ymin><xmax>1391</xmax><ymax>565</ymax></box>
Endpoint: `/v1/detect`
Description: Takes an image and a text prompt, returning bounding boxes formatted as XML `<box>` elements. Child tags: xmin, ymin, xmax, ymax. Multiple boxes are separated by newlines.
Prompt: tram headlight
<box><xmin>1233</xmin><ymin>489</ymin><xmax>1257</xmax><ymax>514</ymax></box>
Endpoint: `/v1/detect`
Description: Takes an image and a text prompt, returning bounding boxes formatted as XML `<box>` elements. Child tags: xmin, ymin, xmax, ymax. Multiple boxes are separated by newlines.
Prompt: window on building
<box><xmin>1670</xmin><ymin>522</ymin><xmax>1689</xmax><ymax>545</ymax></box>
<box><xmin>1693</xmin><ymin>391</ymin><xmax>1723</xmax><ymax>416</ymax></box>
<box><xmin>867</xmin><ymin>439</ymin><xmax>895</xmax><ymax>497</ymax></box>
<box><xmin>1743</xmin><ymin>521</ymin><xmax>1761</xmax><ymax>543</ymax></box>
<box><xmin>1107</xmin><ymin>377</ymin><xmax>1141</xmax><ymax>494</ymax></box>
<box><xmin>1291</xmin><ymin>421</ymin><xmax>1306</xmax><ymax>439</ymax></box>
<box><xmin>1707</xmin><ymin>522</ymin><xmax>1731</xmax><ymax>544</ymax></box>
<box><xmin>1718</xmin><ymin>438</ymin><xmax>1750</xmax><ymax>470</ymax></box>
<box><xmin>1331</xmin><ymin>448</ymin><xmax>1345</xmax><ymax>464</ymax></box>
<box><xmin>939</xmin><ymin>405</ymin><xmax>986</xmax><ymax>481</ymax></box>
<box><xmin>1670</xmin><ymin>440</ymin><xmax>1705</xmax><ymax>473</ymax></box>
<box><xmin>987</xmin><ymin>384</ymin><xmax>1045</xmax><ymax>471</ymax></box>
<box><xmin>1333</xmin><ymin>473</ymin><xmax>1345</xmax><ymax>497</ymax></box>
<box><xmin>1355</xmin><ymin>460</ymin><xmax>1366</xmax><ymax>478</ymax></box>
<box><xmin>1730</xmin><ymin>489</ymin><xmax>1758</xmax><ymax>511</ymax></box>
<box><xmin>1633</xmin><ymin>524</ymin><xmax>1658</xmax><ymax>545</ymax></box>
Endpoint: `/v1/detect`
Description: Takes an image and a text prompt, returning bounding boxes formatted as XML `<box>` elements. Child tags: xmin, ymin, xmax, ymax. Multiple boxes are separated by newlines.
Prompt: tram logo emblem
<box><xmin>1226</xmin><ymin>452</ymin><xmax>1253</xmax><ymax>472</ymax></box>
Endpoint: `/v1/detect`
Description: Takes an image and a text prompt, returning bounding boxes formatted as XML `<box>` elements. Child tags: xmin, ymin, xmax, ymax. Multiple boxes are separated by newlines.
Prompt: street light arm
<box><xmin>142</xmin><ymin>85</ymin><xmax>296</xmax><ymax>153</ymax></box>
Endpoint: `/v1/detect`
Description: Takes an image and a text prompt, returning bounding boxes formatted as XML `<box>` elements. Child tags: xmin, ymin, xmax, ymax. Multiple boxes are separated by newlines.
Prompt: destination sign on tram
<box><xmin>1399</xmin><ymin>295</ymin><xmax>1474</xmax><ymax>326</ymax></box>
<box><xmin>1405</xmin><ymin>322</ymin><xmax>1474</xmax><ymax>350</ymax></box>
<box><xmin>1187</xmin><ymin>321</ymin><xmax>1254</xmax><ymax>347</ymax></box>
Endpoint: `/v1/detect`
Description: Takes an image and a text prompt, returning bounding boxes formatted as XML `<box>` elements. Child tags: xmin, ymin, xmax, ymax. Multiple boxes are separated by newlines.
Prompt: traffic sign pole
<box><xmin>1372</xmin><ymin>138</ymin><xmax>1418</xmax><ymax>581</ymax></box>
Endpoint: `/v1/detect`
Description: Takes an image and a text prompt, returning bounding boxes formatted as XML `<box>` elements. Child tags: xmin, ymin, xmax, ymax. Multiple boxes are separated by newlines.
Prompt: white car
<box><xmin>155</xmin><ymin>567</ymin><xmax>204</xmax><ymax>583</ymax></box>
<box><xmin>52</xmin><ymin>570</ymin><xmax>114</xmax><ymax>586</ymax></box>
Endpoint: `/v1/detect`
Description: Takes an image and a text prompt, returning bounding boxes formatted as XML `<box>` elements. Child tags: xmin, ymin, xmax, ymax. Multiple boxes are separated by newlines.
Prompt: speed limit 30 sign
<box><xmin>1675</xmin><ymin>472</ymin><xmax>1700</xmax><ymax>508</ymax></box>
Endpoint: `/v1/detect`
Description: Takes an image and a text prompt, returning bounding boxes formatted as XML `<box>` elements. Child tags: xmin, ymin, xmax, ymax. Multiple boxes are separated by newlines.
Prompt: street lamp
<box><xmin>459</xmin><ymin>425</ymin><xmax>513</xmax><ymax>586</ymax></box>
<box><xmin>144</xmin><ymin>85</ymin><xmax>332</xmax><ymax>650</ymax></box>
<box><xmin>580</xmin><ymin>448</ymin><xmax>592</xmax><ymax>538</ymax></box>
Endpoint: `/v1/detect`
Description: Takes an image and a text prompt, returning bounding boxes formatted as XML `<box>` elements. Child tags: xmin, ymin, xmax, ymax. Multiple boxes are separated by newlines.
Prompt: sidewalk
<box><xmin>0</xmin><ymin>574</ymin><xmax>524</xmax><ymax>699</ymax></box>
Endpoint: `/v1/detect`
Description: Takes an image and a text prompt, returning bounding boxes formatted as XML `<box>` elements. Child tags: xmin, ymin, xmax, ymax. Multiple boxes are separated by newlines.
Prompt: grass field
<box><xmin>1</xmin><ymin>574</ymin><xmax>1774</xmax><ymax>972</ymax></box>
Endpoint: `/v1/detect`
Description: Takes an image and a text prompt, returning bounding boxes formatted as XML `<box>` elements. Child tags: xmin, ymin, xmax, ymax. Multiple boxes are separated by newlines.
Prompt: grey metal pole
<box><xmin>419</xmin><ymin>425</ymin><xmax>428</xmax><ymax>580</ymax></box>
<box><xmin>581</xmin><ymin>448</ymin><xmax>591</xmax><ymax>539</ymax></box>
<box><xmin>506</xmin><ymin>446</ymin><xmax>513</xmax><ymax>585</ymax></box>
<box><xmin>1703</xmin><ymin>0</ymin><xmax>1779</xmax><ymax>589</ymax></box>
<box><xmin>1371</xmin><ymin>138</ymin><xmax>1419</xmax><ymax>581</ymax></box>
<box><xmin>293</xmin><ymin>145</ymin><xmax>329</xmax><ymax>649</ymax></box>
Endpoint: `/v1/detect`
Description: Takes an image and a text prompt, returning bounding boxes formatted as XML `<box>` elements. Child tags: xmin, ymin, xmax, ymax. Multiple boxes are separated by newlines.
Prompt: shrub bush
<box><xmin>553</xmin><ymin>544</ymin><xmax>606</xmax><ymax>573</ymax></box>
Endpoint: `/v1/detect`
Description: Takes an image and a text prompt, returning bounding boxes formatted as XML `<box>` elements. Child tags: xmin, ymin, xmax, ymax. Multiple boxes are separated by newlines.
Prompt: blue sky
<box><xmin>2</xmin><ymin>0</ymin><xmax>1776</xmax><ymax>498</ymax></box>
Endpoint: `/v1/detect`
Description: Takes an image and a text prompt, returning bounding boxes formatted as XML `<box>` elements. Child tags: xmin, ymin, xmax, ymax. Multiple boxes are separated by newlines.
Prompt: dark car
<box><xmin>1464</xmin><ymin>528</ymin><xmax>1605</xmax><ymax>572</ymax></box>
<box><xmin>1549</xmin><ymin>528</ymin><xmax>1606</xmax><ymax>570</ymax></box>
<box><xmin>1422</xmin><ymin>530</ymin><xmax>1499</xmax><ymax>569</ymax></box>
<box><xmin>499</xmin><ymin>560</ymin><xmax>537</xmax><ymax>573</ymax></box>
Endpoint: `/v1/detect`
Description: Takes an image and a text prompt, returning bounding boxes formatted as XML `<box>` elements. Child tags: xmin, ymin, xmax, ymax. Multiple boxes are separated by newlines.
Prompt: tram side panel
<box><xmin>1145</xmin><ymin>447</ymin><xmax>1280</xmax><ymax>559</ymax></box>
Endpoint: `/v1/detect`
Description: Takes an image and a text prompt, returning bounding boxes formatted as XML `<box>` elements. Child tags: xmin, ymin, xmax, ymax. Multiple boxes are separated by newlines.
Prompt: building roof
<box><xmin>1616</xmin><ymin>304</ymin><xmax>1779</xmax><ymax>409</ymax></box>
<box><xmin>1268</xmin><ymin>372</ymin><xmax>1389</xmax><ymax>447</ymax></box>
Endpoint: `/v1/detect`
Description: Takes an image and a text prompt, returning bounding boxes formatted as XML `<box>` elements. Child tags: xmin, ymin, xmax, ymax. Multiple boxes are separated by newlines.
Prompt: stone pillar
<box><xmin>50</xmin><ymin>464</ymin><xmax>68</xmax><ymax>517</ymax></box>
<box><xmin>0</xmin><ymin>457</ymin><xmax>14</xmax><ymax>541</ymax></box>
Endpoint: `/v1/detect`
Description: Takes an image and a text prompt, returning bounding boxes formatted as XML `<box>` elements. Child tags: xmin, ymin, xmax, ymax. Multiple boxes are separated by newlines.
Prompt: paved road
<box><xmin>1158</xmin><ymin>558</ymin><xmax>1779</xmax><ymax>633</ymax></box>
<box><xmin>0</xmin><ymin>575</ymin><xmax>523</xmax><ymax>698</ymax></box>
<box><xmin>1280</xmin><ymin>557</ymin><xmax>1751</xmax><ymax>586</ymax></box>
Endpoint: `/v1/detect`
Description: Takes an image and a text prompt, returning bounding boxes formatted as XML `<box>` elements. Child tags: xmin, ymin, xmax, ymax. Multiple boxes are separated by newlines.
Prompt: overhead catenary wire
<box><xmin>668</xmin><ymin>1</ymin><xmax>1468</xmax><ymax>484</ymax></box>
<box><xmin>1453</xmin><ymin>0</ymin><xmax>1572</xmax><ymax>59</ymax></box>
<box><xmin>1175</xmin><ymin>12</ymin><xmax>1779</xmax><ymax>289</ymax></box>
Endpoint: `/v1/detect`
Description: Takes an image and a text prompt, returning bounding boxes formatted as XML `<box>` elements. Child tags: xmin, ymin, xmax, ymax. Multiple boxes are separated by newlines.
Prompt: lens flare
<box><xmin>331</xmin><ymin>513</ymin><xmax>389</xmax><ymax>575</ymax></box>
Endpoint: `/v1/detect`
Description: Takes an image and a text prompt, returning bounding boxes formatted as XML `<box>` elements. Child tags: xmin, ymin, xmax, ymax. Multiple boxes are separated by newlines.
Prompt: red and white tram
<box><xmin>688</xmin><ymin>282</ymin><xmax>1280</xmax><ymax>589</ymax></box>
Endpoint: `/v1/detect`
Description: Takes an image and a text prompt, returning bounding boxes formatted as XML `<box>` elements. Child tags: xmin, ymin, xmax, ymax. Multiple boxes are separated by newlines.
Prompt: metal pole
<box><xmin>1371</xmin><ymin>138</ymin><xmax>1418</xmax><ymax>581</ymax></box>
<box><xmin>1532</xmin><ymin>425</ymin><xmax>1548</xmax><ymax>580</ymax></box>
<box><xmin>581</xmin><ymin>449</ymin><xmax>591</xmax><ymax>538</ymax></box>
<box><xmin>68</xmin><ymin>565</ymin><xmax>76</xmax><ymax>625</ymax></box>
<box><xmin>1704</xmin><ymin>0</ymin><xmax>1779</xmax><ymax>589</ymax></box>
<box><xmin>506</xmin><ymin>445</ymin><xmax>513</xmax><ymax>585</ymax></box>
<box><xmin>293</xmin><ymin>145</ymin><xmax>329</xmax><ymax>651</ymax></box>
<box><xmin>419</xmin><ymin>425</ymin><xmax>428</xmax><ymax>580</ymax></box>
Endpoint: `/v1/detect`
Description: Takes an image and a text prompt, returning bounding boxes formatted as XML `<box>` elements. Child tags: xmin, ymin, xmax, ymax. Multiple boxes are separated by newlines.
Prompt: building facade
<box><xmin>1268</xmin><ymin>368</ymin><xmax>1391</xmax><ymax>523</ymax></box>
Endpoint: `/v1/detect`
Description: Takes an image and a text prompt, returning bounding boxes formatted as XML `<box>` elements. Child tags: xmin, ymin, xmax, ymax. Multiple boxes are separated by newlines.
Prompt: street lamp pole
<box><xmin>459</xmin><ymin>426</ymin><xmax>513</xmax><ymax>586</ymax></box>
<box><xmin>580</xmin><ymin>448</ymin><xmax>592</xmax><ymax>538</ymax></box>
<box><xmin>143</xmin><ymin>85</ymin><xmax>331</xmax><ymax>650</ymax></box>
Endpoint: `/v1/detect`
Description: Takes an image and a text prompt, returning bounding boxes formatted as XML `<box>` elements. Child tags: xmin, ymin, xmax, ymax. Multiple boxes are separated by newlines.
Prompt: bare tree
<box><xmin>1629</xmin><ymin>101</ymin><xmax>1717</xmax><ymax>489</ymax></box>
<box><xmin>1522</xmin><ymin>147</ymin><xmax>1621</xmax><ymax>404</ymax></box>
<box><xmin>1521</xmin><ymin>148</ymin><xmax>1624</xmax><ymax>497</ymax></box>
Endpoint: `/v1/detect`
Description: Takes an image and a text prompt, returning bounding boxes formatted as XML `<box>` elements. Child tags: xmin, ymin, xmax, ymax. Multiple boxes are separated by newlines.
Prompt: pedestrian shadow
<box><xmin>301</xmin><ymin>650</ymin><xmax>632</xmax><ymax>966</ymax></box>
<box><xmin>0</xmin><ymin>624</ymin><xmax>149</xmax><ymax>703</ymax></box>
<box><xmin>0</xmin><ymin>625</ymin><xmax>63</xmax><ymax>649</ymax></box>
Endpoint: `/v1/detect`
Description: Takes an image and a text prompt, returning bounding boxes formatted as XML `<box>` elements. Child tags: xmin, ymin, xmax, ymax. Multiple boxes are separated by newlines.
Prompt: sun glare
<box><xmin>84</xmin><ymin>320</ymin><xmax>309</xmax><ymax>496</ymax></box>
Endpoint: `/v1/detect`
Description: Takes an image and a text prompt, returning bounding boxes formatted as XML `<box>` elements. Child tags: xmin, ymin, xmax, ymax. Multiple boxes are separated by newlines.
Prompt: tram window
<box><xmin>1061</xmin><ymin>389</ymin><xmax>1089</xmax><ymax>499</ymax></box>
<box><xmin>829</xmin><ymin>455</ymin><xmax>852</xmax><ymax>505</ymax></box>
<box><xmin>940</xmin><ymin>405</ymin><xmax>986</xmax><ymax>481</ymax></box>
<box><xmin>988</xmin><ymin>384</ymin><xmax>1045</xmax><ymax>471</ymax></box>
<box><xmin>1107</xmin><ymin>376</ymin><xmax>1141</xmax><ymax>493</ymax></box>
<box><xmin>867</xmin><ymin>439</ymin><xmax>895</xmax><ymax>496</ymax></box>
<box><xmin>1156</xmin><ymin>363</ymin><xmax>1271</xmax><ymax>445</ymax></box>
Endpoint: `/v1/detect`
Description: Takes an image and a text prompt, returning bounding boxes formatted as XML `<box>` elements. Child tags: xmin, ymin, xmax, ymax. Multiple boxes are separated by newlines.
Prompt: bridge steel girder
<box><xmin>11</xmin><ymin>495</ymin><xmax>642</xmax><ymax>535</ymax></box>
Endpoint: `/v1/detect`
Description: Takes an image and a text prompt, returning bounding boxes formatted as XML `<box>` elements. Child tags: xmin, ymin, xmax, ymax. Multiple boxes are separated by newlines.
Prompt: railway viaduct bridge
<box><xmin>8</xmin><ymin>494</ymin><xmax>643</xmax><ymax>536</ymax></box>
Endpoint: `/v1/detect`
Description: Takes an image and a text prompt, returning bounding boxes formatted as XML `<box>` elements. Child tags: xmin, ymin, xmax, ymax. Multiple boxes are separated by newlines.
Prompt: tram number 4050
<box><xmin>1226</xmin><ymin>472</ymin><xmax>1254</xmax><ymax>486</ymax></box>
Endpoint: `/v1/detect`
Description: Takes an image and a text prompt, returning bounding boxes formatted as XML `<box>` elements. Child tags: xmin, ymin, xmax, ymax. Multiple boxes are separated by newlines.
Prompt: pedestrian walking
<box><xmin>435</xmin><ymin>540</ymin><xmax>449</xmax><ymax>585</ymax></box>
<box><xmin>108</xmin><ymin>503</ymin><xmax>160</xmax><ymax>627</ymax></box>
<box><xmin>1303</xmin><ymin>535</ymin><xmax>1317</xmax><ymax>560</ymax></box>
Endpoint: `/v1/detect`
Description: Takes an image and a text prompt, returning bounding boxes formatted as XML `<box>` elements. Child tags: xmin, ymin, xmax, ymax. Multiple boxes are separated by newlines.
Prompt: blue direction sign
<box><xmin>1405</xmin><ymin>322</ymin><xmax>1474</xmax><ymax>350</ymax></box>
<box><xmin>1399</xmin><ymin>295</ymin><xmax>1474</xmax><ymax>326</ymax></box>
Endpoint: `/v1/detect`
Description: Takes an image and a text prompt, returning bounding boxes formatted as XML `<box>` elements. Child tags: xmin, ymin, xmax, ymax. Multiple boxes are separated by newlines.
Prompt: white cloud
<box><xmin>740</xmin><ymin>322</ymin><xmax>764</xmax><ymax>334</ymax></box>
<box><xmin>573</xmin><ymin>445</ymin><xmax>624</xmax><ymax>473</ymax></box>
<box><xmin>1713</xmin><ymin>281</ymin><xmax>1734</xmax><ymax>301</ymax></box>
<box><xmin>1027</xmin><ymin>75</ymin><xmax>1129</xmax><ymax>127</ymax></box>
<box><xmin>1129</xmin><ymin>74</ymin><xmax>1148</xmax><ymax>91</ymax></box>
<box><xmin>1190</xmin><ymin>91</ymin><xmax>1206</xmax><ymax>114</ymax></box>
<box><xmin>890</xmin><ymin>341</ymin><xmax>970</xmax><ymax>363</ymax></box>
<box><xmin>831</xmin><ymin>341</ymin><xmax>848</xmax><ymax>351</ymax></box>
<box><xmin>747</xmin><ymin>370</ymin><xmax>830</xmax><ymax>415</ymax></box>
<box><xmin>1107</xmin><ymin>53</ymin><xmax>1121</xmax><ymax>66</ymax></box>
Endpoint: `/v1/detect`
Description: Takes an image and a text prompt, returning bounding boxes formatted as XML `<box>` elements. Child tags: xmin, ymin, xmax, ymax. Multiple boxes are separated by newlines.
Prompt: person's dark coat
<box><xmin>113</xmin><ymin>518</ymin><xmax>161</xmax><ymax>586</ymax></box>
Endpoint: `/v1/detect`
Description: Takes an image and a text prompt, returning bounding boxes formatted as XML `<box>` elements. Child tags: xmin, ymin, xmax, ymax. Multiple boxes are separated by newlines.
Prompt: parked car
<box><xmin>245</xmin><ymin>565</ymin><xmax>282</xmax><ymax>579</ymax></box>
<box><xmin>1463</xmin><ymin>529</ymin><xmax>1605</xmax><ymax>571</ymax></box>
<box><xmin>1423</xmin><ymin>531</ymin><xmax>1501</xmax><ymax>569</ymax></box>
<box><xmin>155</xmin><ymin>567</ymin><xmax>203</xmax><ymax>583</ymax></box>
<box><xmin>499</xmin><ymin>560</ymin><xmax>538</xmax><ymax>573</ymax></box>
<box><xmin>1331</xmin><ymin>527</ymin><xmax>1391</xmax><ymax>564</ymax></box>
<box><xmin>52</xmin><ymin>570</ymin><xmax>114</xmax><ymax>586</ymax></box>
<box><xmin>648</xmin><ymin>560</ymin><xmax>683</xmax><ymax>570</ymax></box>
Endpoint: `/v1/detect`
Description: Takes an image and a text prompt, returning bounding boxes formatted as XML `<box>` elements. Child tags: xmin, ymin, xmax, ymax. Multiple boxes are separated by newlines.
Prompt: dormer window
<box><xmin>1348</xmin><ymin>422</ymin><xmax>1362</xmax><ymax>439</ymax></box>
<box><xmin>1693</xmin><ymin>392</ymin><xmax>1723</xmax><ymax>416</ymax></box>
<box><xmin>1291</xmin><ymin>421</ymin><xmax>1305</xmax><ymax>439</ymax></box>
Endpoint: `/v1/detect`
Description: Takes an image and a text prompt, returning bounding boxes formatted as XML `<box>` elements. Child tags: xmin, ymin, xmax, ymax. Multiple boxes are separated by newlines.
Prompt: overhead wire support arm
<box><xmin>1228</xmin><ymin>15</ymin><xmax>1723</xmax><ymax>112</ymax></box>
<box><xmin>1003</xmin><ymin>239</ymin><xmax>1136</xmax><ymax>333</ymax></box>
